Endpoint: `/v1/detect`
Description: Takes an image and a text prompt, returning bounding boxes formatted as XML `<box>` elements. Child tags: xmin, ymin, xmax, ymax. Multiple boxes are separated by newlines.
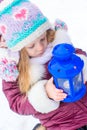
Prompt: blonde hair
<box><xmin>18</xmin><ymin>29</ymin><xmax>55</xmax><ymax>93</ymax></box>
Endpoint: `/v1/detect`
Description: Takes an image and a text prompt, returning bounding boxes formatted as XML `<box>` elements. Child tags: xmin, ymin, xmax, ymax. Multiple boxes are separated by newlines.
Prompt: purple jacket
<box><xmin>2</xmin><ymin>48</ymin><xmax>87</xmax><ymax>130</ymax></box>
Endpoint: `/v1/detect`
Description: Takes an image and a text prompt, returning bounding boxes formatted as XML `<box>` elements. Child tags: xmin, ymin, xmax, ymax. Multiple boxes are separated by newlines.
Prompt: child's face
<box><xmin>25</xmin><ymin>32</ymin><xmax>48</xmax><ymax>57</ymax></box>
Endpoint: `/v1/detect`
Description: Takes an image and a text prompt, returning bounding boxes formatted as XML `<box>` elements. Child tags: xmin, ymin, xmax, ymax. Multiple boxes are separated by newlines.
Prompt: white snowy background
<box><xmin>0</xmin><ymin>0</ymin><xmax>87</xmax><ymax>130</ymax></box>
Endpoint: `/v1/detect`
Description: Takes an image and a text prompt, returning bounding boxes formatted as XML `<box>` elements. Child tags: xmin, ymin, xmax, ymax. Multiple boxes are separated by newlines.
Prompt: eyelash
<box><xmin>28</xmin><ymin>44</ymin><xmax>35</xmax><ymax>49</ymax></box>
<box><xmin>28</xmin><ymin>37</ymin><xmax>46</xmax><ymax>49</ymax></box>
<box><xmin>40</xmin><ymin>37</ymin><xmax>45</xmax><ymax>42</ymax></box>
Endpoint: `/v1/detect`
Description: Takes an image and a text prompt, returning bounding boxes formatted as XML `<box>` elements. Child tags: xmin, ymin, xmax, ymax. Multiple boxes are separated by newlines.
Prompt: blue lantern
<box><xmin>48</xmin><ymin>43</ymin><xmax>86</xmax><ymax>102</ymax></box>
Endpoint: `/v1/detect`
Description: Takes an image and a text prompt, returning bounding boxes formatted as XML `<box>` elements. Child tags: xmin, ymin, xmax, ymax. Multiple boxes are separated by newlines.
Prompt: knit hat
<box><xmin>0</xmin><ymin>0</ymin><xmax>51</xmax><ymax>51</ymax></box>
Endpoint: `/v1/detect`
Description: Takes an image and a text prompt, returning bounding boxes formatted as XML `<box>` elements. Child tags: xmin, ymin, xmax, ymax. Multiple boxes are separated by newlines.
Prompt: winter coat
<box><xmin>2</xmin><ymin>28</ymin><xmax>87</xmax><ymax>130</ymax></box>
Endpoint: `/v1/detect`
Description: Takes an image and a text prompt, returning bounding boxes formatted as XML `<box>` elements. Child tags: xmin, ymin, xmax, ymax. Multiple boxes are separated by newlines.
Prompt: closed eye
<box><xmin>40</xmin><ymin>37</ymin><xmax>46</xmax><ymax>42</ymax></box>
<box><xmin>28</xmin><ymin>44</ymin><xmax>35</xmax><ymax>49</ymax></box>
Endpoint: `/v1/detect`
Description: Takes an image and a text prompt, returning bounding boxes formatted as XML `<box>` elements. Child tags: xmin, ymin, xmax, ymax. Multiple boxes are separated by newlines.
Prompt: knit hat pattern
<box><xmin>0</xmin><ymin>0</ymin><xmax>51</xmax><ymax>51</ymax></box>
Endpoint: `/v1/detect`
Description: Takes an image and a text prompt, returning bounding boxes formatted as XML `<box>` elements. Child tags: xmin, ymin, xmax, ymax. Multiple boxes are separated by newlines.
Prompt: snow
<box><xmin>0</xmin><ymin>0</ymin><xmax>87</xmax><ymax>130</ymax></box>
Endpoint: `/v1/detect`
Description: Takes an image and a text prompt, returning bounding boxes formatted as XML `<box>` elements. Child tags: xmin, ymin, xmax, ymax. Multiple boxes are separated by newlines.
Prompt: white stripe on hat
<box><xmin>9</xmin><ymin>21</ymin><xmax>52</xmax><ymax>52</ymax></box>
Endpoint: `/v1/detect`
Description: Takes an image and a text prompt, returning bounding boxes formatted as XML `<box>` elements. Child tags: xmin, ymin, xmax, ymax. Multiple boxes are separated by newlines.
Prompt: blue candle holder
<box><xmin>48</xmin><ymin>43</ymin><xmax>86</xmax><ymax>102</ymax></box>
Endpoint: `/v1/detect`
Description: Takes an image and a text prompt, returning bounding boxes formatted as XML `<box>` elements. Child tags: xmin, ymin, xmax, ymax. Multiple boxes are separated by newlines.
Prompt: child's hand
<box><xmin>45</xmin><ymin>77</ymin><xmax>67</xmax><ymax>101</ymax></box>
<box><xmin>55</xmin><ymin>19</ymin><xmax>68</xmax><ymax>31</ymax></box>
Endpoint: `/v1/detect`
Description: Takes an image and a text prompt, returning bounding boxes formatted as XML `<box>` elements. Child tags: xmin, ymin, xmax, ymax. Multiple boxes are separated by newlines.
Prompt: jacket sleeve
<box><xmin>28</xmin><ymin>80</ymin><xmax>60</xmax><ymax>114</ymax></box>
<box><xmin>2</xmin><ymin>80</ymin><xmax>36</xmax><ymax>115</ymax></box>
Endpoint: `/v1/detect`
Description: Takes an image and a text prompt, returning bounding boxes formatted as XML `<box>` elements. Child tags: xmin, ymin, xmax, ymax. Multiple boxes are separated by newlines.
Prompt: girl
<box><xmin>0</xmin><ymin>0</ymin><xmax>87</xmax><ymax>130</ymax></box>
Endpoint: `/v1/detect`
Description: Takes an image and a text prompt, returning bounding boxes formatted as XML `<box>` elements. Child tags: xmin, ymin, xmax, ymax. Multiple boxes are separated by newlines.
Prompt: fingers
<box><xmin>48</xmin><ymin>77</ymin><xmax>53</xmax><ymax>83</ymax></box>
<box><xmin>46</xmin><ymin>77</ymin><xmax>67</xmax><ymax>101</ymax></box>
<box><xmin>53</xmin><ymin>88</ymin><xmax>67</xmax><ymax>101</ymax></box>
<box><xmin>55</xmin><ymin>88</ymin><xmax>63</xmax><ymax>93</ymax></box>
<box><xmin>53</xmin><ymin>90</ymin><xmax>67</xmax><ymax>101</ymax></box>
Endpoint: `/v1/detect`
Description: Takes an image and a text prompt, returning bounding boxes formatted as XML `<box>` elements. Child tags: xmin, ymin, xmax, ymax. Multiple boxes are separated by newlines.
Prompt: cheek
<box><xmin>44</xmin><ymin>40</ymin><xmax>48</xmax><ymax>48</ymax></box>
<box><xmin>27</xmin><ymin>49</ymin><xmax>35</xmax><ymax>57</ymax></box>
<box><xmin>27</xmin><ymin>50</ymin><xmax>32</xmax><ymax>55</ymax></box>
